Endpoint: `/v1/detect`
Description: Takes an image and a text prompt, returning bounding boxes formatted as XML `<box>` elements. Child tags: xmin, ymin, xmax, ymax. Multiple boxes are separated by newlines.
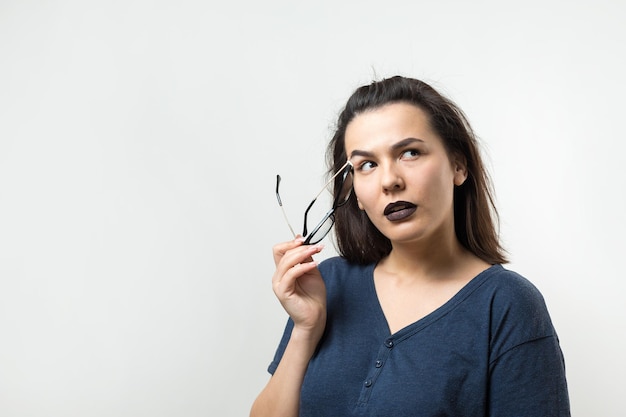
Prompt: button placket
<box><xmin>356</xmin><ymin>338</ymin><xmax>396</xmax><ymax>404</ymax></box>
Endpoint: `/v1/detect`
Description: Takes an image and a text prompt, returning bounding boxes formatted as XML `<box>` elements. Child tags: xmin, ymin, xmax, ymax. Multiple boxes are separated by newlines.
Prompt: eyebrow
<box><xmin>349</xmin><ymin>137</ymin><xmax>425</xmax><ymax>159</ymax></box>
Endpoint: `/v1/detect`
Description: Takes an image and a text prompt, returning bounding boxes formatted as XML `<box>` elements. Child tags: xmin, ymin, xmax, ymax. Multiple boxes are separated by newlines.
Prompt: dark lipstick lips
<box><xmin>384</xmin><ymin>201</ymin><xmax>417</xmax><ymax>221</ymax></box>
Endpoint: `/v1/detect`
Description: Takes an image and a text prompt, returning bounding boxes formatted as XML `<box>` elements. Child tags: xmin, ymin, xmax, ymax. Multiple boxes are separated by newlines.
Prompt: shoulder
<box><xmin>483</xmin><ymin>265</ymin><xmax>550</xmax><ymax>317</ymax></box>
<box><xmin>318</xmin><ymin>256</ymin><xmax>373</xmax><ymax>281</ymax></box>
<box><xmin>480</xmin><ymin>269</ymin><xmax>569</xmax><ymax>414</ymax></box>
<box><xmin>317</xmin><ymin>256</ymin><xmax>374</xmax><ymax>299</ymax></box>
<box><xmin>318</xmin><ymin>255</ymin><xmax>363</xmax><ymax>270</ymax></box>
<box><xmin>479</xmin><ymin>265</ymin><xmax>558</xmax><ymax>356</ymax></box>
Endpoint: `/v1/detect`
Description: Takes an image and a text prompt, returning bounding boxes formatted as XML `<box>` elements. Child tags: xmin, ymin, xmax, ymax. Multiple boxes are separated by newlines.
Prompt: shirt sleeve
<box><xmin>267</xmin><ymin>318</ymin><xmax>293</xmax><ymax>375</ymax></box>
<box><xmin>487</xmin><ymin>269</ymin><xmax>571</xmax><ymax>416</ymax></box>
<box><xmin>488</xmin><ymin>334</ymin><xmax>570</xmax><ymax>416</ymax></box>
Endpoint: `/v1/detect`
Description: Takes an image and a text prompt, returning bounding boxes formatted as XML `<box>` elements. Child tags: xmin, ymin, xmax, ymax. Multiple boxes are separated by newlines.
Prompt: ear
<box><xmin>357</xmin><ymin>199</ymin><xmax>364</xmax><ymax>210</ymax></box>
<box><xmin>452</xmin><ymin>154</ymin><xmax>468</xmax><ymax>186</ymax></box>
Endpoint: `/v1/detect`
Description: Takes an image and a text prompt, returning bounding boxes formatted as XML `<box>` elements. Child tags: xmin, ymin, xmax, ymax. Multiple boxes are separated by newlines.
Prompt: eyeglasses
<box><xmin>275</xmin><ymin>160</ymin><xmax>354</xmax><ymax>245</ymax></box>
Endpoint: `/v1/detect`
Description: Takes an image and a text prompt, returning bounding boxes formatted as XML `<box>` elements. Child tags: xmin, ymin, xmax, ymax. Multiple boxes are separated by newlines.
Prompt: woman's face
<box><xmin>344</xmin><ymin>102</ymin><xmax>467</xmax><ymax>247</ymax></box>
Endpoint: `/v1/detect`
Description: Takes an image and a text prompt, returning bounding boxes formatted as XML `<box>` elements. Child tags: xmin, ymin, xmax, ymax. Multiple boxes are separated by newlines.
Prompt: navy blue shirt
<box><xmin>269</xmin><ymin>257</ymin><xmax>570</xmax><ymax>416</ymax></box>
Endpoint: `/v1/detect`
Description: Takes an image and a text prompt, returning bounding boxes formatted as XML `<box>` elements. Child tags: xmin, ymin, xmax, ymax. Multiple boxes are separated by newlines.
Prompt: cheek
<box><xmin>422</xmin><ymin>160</ymin><xmax>456</xmax><ymax>187</ymax></box>
<box><xmin>353</xmin><ymin>180</ymin><xmax>374</xmax><ymax>209</ymax></box>
<box><xmin>410</xmin><ymin>165</ymin><xmax>456</xmax><ymax>203</ymax></box>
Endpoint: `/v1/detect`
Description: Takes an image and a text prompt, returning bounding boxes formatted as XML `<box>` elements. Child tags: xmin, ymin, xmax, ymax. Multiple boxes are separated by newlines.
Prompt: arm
<box><xmin>486</xmin><ymin>269</ymin><xmax>571</xmax><ymax>416</ymax></box>
<box><xmin>250</xmin><ymin>239</ymin><xmax>327</xmax><ymax>417</ymax></box>
<box><xmin>250</xmin><ymin>327</ymin><xmax>321</xmax><ymax>417</ymax></box>
<box><xmin>489</xmin><ymin>335</ymin><xmax>570</xmax><ymax>416</ymax></box>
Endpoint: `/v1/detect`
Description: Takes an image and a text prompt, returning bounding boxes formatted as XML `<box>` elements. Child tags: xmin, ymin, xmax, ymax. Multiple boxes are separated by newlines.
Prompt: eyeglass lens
<box><xmin>304</xmin><ymin>163</ymin><xmax>353</xmax><ymax>244</ymax></box>
<box><xmin>304</xmin><ymin>214</ymin><xmax>335</xmax><ymax>245</ymax></box>
<box><xmin>276</xmin><ymin>160</ymin><xmax>353</xmax><ymax>245</ymax></box>
<box><xmin>335</xmin><ymin>167</ymin><xmax>353</xmax><ymax>206</ymax></box>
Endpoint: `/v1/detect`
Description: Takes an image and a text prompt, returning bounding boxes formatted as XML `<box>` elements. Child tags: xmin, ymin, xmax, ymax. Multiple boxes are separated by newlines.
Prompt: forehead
<box><xmin>344</xmin><ymin>102</ymin><xmax>440</xmax><ymax>152</ymax></box>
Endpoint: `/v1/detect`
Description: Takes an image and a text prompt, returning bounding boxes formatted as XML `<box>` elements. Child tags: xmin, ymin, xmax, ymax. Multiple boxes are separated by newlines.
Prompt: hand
<box><xmin>271</xmin><ymin>238</ymin><xmax>327</xmax><ymax>339</ymax></box>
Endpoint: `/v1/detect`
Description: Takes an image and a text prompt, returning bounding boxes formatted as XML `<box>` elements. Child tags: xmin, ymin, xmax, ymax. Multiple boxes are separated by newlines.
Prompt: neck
<box><xmin>379</xmin><ymin>229</ymin><xmax>474</xmax><ymax>284</ymax></box>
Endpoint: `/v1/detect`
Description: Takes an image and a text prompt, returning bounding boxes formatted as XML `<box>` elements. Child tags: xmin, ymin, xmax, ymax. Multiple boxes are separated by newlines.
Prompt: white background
<box><xmin>1</xmin><ymin>1</ymin><xmax>624</xmax><ymax>416</ymax></box>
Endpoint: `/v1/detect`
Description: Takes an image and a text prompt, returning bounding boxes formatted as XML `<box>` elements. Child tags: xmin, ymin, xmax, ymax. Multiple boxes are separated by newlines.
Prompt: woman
<box><xmin>251</xmin><ymin>76</ymin><xmax>570</xmax><ymax>416</ymax></box>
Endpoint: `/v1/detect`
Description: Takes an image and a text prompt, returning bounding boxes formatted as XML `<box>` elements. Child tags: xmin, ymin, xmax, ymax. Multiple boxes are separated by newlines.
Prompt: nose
<box><xmin>381</xmin><ymin>163</ymin><xmax>405</xmax><ymax>193</ymax></box>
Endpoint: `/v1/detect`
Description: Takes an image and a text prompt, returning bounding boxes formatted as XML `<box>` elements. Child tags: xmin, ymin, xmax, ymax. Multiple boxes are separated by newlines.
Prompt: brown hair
<box><xmin>327</xmin><ymin>76</ymin><xmax>508</xmax><ymax>265</ymax></box>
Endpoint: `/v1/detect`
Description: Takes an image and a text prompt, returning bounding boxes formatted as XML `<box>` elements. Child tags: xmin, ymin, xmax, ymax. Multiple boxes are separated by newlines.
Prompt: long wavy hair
<box><xmin>327</xmin><ymin>76</ymin><xmax>508</xmax><ymax>265</ymax></box>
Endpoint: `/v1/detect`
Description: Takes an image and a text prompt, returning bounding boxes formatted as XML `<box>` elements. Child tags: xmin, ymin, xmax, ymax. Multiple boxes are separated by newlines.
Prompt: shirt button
<box><xmin>364</xmin><ymin>380</ymin><xmax>372</xmax><ymax>388</ymax></box>
<box><xmin>375</xmin><ymin>360</ymin><xmax>383</xmax><ymax>368</ymax></box>
<box><xmin>385</xmin><ymin>339</ymin><xmax>394</xmax><ymax>348</ymax></box>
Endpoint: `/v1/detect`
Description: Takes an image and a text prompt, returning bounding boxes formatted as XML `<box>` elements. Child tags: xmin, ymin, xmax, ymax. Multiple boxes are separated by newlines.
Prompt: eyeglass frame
<box><xmin>275</xmin><ymin>160</ymin><xmax>354</xmax><ymax>245</ymax></box>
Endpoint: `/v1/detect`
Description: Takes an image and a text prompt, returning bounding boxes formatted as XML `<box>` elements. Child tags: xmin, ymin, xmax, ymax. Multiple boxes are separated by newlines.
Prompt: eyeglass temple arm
<box><xmin>303</xmin><ymin>160</ymin><xmax>353</xmax><ymax>236</ymax></box>
<box><xmin>311</xmin><ymin>160</ymin><xmax>353</xmax><ymax>202</ymax></box>
<box><xmin>276</xmin><ymin>175</ymin><xmax>297</xmax><ymax>238</ymax></box>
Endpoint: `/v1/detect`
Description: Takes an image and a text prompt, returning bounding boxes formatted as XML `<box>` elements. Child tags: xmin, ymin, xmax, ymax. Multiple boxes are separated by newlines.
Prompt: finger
<box><xmin>273</xmin><ymin>243</ymin><xmax>324</xmax><ymax>286</ymax></box>
<box><xmin>274</xmin><ymin>243</ymin><xmax>323</xmax><ymax>280</ymax></box>
<box><xmin>273</xmin><ymin>258</ymin><xmax>320</xmax><ymax>297</ymax></box>
<box><xmin>272</xmin><ymin>262</ymin><xmax>321</xmax><ymax>302</ymax></box>
<box><xmin>272</xmin><ymin>236</ymin><xmax>305</xmax><ymax>266</ymax></box>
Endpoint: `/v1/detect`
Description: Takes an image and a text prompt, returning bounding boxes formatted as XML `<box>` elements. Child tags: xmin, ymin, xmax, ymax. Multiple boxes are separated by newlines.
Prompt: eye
<box><xmin>400</xmin><ymin>149</ymin><xmax>421</xmax><ymax>160</ymax></box>
<box><xmin>357</xmin><ymin>160</ymin><xmax>377</xmax><ymax>172</ymax></box>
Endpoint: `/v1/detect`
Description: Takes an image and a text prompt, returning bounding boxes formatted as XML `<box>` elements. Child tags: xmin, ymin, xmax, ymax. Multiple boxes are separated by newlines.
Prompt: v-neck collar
<box><xmin>366</xmin><ymin>263</ymin><xmax>503</xmax><ymax>340</ymax></box>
